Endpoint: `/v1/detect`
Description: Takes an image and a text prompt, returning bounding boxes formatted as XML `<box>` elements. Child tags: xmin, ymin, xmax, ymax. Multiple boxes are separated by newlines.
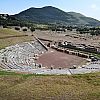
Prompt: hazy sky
<box><xmin>0</xmin><ymin>0</ymin><xmax>100</xmax><ymax>20</ymax></box>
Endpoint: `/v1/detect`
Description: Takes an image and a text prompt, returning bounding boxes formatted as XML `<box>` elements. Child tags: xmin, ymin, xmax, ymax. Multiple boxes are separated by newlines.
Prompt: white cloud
<box><xmin>90</xmin><ymin>4</ymin><xmax>99</xmax><ymax>10</ymax></box>
<box><xmin>91</xmin><ymin>4</ymin><xmax>97</xmax><ymax>9</ymax></box>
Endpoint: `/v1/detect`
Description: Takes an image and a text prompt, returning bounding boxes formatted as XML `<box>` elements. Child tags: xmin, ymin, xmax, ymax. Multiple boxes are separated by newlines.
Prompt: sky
<box><xmin>0</xmin><ymin>0</ymin><xmax>100</xmax><ymax>20</ymax></box>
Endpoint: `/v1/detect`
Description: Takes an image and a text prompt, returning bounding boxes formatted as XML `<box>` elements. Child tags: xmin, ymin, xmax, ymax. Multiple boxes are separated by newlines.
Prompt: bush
<box><xmin>15</xmin><ymin>27</ymin><xmax>20</xmax><ymax>31</ymax></box>
<box><xmin>3</xmin><ymin>25</ymin><xmax>7</xmax><ymax>28</ymax></box>
<box><xmin>30</xmin><ymin>27</ymin><xmax>35</xmax><ymax>32</ymax></box>
<box><xmin>23</xmin><ymin>28</ymin><xmax>27</xmax><ymax>32</ymax></box>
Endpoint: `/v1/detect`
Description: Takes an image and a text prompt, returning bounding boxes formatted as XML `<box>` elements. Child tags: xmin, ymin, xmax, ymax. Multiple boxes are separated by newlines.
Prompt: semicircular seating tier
<box><xmin>0</xmin><ymin>39</ymin><xmax>47</xmax><ymax>70</ymax></box>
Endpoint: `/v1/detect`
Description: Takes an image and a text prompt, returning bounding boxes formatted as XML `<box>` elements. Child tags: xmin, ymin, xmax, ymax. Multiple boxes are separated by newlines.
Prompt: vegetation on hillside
<box><xmin>0</xmin><ymin>14</ymin><xmax>34</xmax><ymax>28</ymax></box>
<box><xmin>14</xmin><ymin>6</ymin><xmax>100</xmax><ymax>26</ymax></box>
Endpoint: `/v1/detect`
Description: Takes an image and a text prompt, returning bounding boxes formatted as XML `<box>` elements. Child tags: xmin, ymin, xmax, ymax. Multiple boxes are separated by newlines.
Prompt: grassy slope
<box><xmin>0</xmin><ymin>28</ymin><xmax>34</xmax><ymax>49</ymax></box>
<box><xmin>0</xmin><ymin>71</ymin><xmax>100</xmax><ymax>100</ymax></box>
<box><xmin>0</xmin><ymin>28</ymin><xmax>24</xmax><ymax>36</ymax></box>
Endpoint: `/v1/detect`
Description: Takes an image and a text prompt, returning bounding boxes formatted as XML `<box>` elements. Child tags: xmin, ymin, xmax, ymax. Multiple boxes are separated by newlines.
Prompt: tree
<box><xmin>3</xmin><ymin>24</ymin><xmax>7</xmax><ymax>28</ymax></box>
<box><xmin>15</xmin><ymin>27</ymin><xmax>20</xmax><ymax>31</ymax></box>
<box><xmin>30</xmin><ymin>27</ymin><xmax>35</xmax><ymax>32</ymax></box>
<box><xmin>90</xmin><ymin>31</ymin><xmax>95</xmax><ymax>36</ymax></box>
<box><xmin>23</xmin><ymin>28</ymin><xmax>27</xmax><ymax>32</ymax></box>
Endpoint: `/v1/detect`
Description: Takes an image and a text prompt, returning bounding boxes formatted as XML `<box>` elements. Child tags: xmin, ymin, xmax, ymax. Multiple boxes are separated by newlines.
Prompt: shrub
<box><xmin>15</xmin><ymin>27</ymin><xmax>20</xmax><ymax>31</ymax></box>
<box><xmin>30</xmin><ymin>27</ymin><xmax>35</xmax><ymax>32</ymax></box>
<box><xmin>3</xmin><ymin>25</ymin><xmax>7</xmax><ymax>28</ymax></box>
<box><xmin>23</xmin><ymin>28</ymin><xmax>27</xmax><ymax>32</ymax></box>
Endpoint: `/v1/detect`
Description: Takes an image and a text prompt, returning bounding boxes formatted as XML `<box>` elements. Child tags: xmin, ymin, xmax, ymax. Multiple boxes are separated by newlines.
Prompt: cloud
<box><xmin>90</xmin><ymin>4</ymin><xmax>99</xmax><ymax>10</ymax></box>
<box><xmin>91</xmin><ymin>4</ymin><xmax>97</xmax><ymax>9</ymax></box>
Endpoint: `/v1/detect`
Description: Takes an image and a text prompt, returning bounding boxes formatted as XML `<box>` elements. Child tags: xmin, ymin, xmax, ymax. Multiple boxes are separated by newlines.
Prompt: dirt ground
<box><xmin>36</xmin><ymin>49</ymin><xmax>87</xmax><ymax>69</ymax></box>
<box><xmin>34</xmin><ymin>30</ymin><xmax>100</xmax><ymax>47</ymax></box>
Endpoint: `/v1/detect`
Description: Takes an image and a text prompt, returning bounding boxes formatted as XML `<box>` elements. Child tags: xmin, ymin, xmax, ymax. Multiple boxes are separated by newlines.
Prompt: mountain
<box><xmin>13</xmin><ymin>6</ymin><xmax>100</xmax><ymax>26</ymax></box>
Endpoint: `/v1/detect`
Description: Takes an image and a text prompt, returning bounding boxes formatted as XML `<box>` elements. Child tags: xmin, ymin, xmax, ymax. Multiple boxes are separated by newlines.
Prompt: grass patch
<box><xmin>0</xmin><ymin>70</ymin><xmax>36</xmax><ymax>79</ymax></box>
<box><xmin>0</xmin><ymin>71</ymin><xmax>100</xmax><ymax>100</ymax></box>
<box><xmin>0</xmin><ymin>28</ymin><xmax>35</xmax><ymax>49</ymax></box>
<box><xmin>92</xmin><ymin>53</ymin><xmax>100</xmax><ymax>58</ymax></box>
<box><xmin>0</xmin><ymin>36</ymin><xmax>34</xmax><ymax>49</ymax></box>
<box><xmin>0</xmin><ymin>70</ymin><xmax>19</xmax><ymax>76</ymax></box>
<box><xmin>0</xmin><ymin>28</ymin><xmax>23</xmax><ymax>37</ymax></box>
<box><xmin>72</xmin><ymin>73</ymin><xmax>100</xmax><ymax>85</ymax></box>
<box><xmin>0</xmin><ymin>70</ymin><xmax>52</xmax><ymax>78</ymax></box>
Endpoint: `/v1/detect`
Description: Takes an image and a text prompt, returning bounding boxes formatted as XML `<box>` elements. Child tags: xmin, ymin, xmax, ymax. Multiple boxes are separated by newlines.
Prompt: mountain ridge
<box><xmin>12</xmin><ymin>6</ymin><xmax>100</xmax><ymax>26</ymax></box>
